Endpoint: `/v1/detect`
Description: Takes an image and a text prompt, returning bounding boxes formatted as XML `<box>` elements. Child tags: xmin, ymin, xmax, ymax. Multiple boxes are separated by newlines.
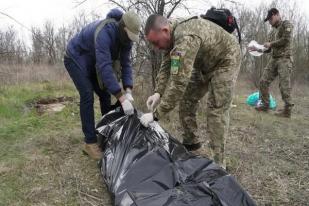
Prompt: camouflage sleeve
<box><xmin>263</xmin><ymin>29</ymin><xmax>275</xmax><ymax>53</ymax></box>
<box><xmin>267</xmin><ymin>29</ymin><xmax>275</xmax><ymax>42</ymax></box>
<box><xmin>270</xmin><ymin>21</ymin><xmax>293</xmax><ymax>48</ymax></box>
<box><xmin>154</xmin><ymin>35</ymin><xmax>201</xmax><ymax>119</ymax></box>
<box><xmin>154</xmin><ymin>51</ymin><xmax>171</xmax><ymax>96</ymax></box>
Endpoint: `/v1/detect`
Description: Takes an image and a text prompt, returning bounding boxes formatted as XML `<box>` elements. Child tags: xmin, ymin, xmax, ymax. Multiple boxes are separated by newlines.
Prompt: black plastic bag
<box><xmin>96</xmin><ymin>110</ymin><xmax>256</xmax><ymax>206</ymax></box>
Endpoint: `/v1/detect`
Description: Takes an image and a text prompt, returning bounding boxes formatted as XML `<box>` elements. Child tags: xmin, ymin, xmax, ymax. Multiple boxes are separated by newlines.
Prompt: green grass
<box><xmin>0</xmin><ymin>82</ymin><xmax>76</xmax><ymax>155</ymax></box>
<box><xmin>0</xmin><ymin>81</ymin><xmax>111</xmax><ymax>206</ymax></box>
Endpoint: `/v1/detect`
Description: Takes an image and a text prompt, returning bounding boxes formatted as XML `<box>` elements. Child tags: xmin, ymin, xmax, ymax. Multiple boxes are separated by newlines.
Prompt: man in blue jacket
<box><xmin>64</xmin><ymin>9</ymin><xmax>141</xmax><ymax>160</ymax></box>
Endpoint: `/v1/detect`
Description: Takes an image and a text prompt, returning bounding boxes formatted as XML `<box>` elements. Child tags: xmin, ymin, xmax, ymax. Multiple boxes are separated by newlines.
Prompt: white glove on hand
<box><xmin>146</xmin><ymin>93</ymin><xmax>160</xmax><ymax>111</ymax></box>
<box><xmin>125</xmin><ymin>88</ymin><xmax>134</xmax><ymax>102</ymax></box>
<box><xmin>140</xmin><ymin>113</ymin><xmax>154</xmax><ymax>127</ymax></box>
<box><xmin>120</xmin><ymin>97</ymin><xmax>134</xmax><ymax>115</ymax></box>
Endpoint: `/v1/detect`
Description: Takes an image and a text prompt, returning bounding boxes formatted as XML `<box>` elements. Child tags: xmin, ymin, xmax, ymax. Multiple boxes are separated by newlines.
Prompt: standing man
<box><xmin>140</xmin><ymin>14</ymin><xmax>241</xmax><ymax>168</ymax></box>
<box><xmin>64</xmin><ymin>9</ymin><xmax>141</xmax><ymax>160</ymax></box>
<box><xmin>250</xmin><ymin>8</ymin><xmax>294</xmax><ymax>117</ymax></box>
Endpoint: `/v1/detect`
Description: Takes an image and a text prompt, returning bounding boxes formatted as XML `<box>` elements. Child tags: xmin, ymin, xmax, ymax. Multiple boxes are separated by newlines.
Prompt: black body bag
<box><xmin>96</xmin><ymin>109</ymin><xmax>256</xmax><ymax>206</ymax></box>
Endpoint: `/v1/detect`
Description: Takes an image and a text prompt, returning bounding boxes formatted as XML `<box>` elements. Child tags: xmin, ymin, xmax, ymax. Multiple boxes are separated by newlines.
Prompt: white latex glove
<box><xmin>146</xmin><ymin>93</ymin><xmax>160</xmax><ymax>111</ymax></box>
<box><xmin>140</xmin><ymin>113</ymin><xmax>154</xmax><ymax>127</ymax></box>
<box><xmin>119</xmin><ymin>95</ymin><xmax>134</xmax><ymax>115</ymax></box>
<box><xmin>125</xmin><ymin>88</ymin><xmax>134</xmax><ymax>102</ymax></box>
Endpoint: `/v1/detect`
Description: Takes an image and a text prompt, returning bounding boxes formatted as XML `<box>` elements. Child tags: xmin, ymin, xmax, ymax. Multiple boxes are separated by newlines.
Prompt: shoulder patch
<box><xmin>170</xmin><ymin>51</ymin><xmax>182</xmax><ymax>75</ymax></box>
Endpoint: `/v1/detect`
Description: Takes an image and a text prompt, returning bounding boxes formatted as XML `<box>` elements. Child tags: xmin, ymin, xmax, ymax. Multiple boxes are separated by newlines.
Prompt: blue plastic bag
<box><xmin>246</xmin><ymin>91</ymin><xmax>276</xmax><ymax>109</ymax></box>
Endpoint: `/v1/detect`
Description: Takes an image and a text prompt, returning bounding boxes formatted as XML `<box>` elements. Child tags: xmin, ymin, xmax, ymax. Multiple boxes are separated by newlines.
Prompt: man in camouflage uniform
<box><xmin>140</xmin><ymin>14</ymin><xmax>241</xmax><ymax>167</ymax></box>
<box><xmin>250</xmin><ymin>8</ymin><xmax>294</xmax><ymax>117</ymax></box>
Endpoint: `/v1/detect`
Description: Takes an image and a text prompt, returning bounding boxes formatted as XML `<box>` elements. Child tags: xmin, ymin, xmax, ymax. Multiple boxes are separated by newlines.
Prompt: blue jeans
<box><xmin>64</xmin><ymin>56</ymin><xmax>112</xmax><ymax>143</ymax></box>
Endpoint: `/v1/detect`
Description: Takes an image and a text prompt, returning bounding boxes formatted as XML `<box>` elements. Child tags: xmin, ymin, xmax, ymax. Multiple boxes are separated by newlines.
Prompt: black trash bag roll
<box><xmin>96</xmin><ymin>109</ymin><xmax>256</xmax><ymax>206</ymax></box>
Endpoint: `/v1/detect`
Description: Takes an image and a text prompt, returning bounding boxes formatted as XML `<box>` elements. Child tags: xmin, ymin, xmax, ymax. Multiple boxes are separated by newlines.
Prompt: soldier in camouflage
<box><xmin>250</xmin><ymin>8</ymin><xmax>294</xmax><ymax>117</ymax></box>
<box><xmin>140</xmin><ymin>14</ymin><xmax>241</xmax><ymax>168</ymax></box>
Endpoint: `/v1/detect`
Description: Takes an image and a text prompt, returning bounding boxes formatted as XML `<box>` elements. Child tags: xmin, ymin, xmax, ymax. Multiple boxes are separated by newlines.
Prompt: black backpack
<box><xmin>201</xmin><ymin>7</ymin><xmax>241</xmax><ymax>43</ymax></box>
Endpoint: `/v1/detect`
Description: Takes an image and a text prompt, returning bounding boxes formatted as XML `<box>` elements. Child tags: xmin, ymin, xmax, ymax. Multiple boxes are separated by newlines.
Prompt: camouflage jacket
<box><xmin>268</xmin><ymin>20</ymin><xmax>293</xmax><ymax>58</ymax></box>
<box><xmin>154</xmin><ymin>17</ymin><xmax>240</xmax><ymax>119</ymax></box>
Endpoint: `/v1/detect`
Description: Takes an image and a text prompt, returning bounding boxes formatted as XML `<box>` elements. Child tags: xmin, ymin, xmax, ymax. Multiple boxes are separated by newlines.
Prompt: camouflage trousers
<box><xmin>179</xmin><ymin>55</ymin><xmax>241</xmax><ymax>165</ymax></box>
<box><xmin>260</xmin><ymin>57</ymin><xmax>293</xmax><ymax>107</ymax></box>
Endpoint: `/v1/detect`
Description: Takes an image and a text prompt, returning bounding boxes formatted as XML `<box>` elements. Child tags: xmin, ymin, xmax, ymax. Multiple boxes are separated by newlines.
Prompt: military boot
<box><xmin>275</xmin><ymin>104</ymin><xmax>293</xmax><ymax>118</ymax></box>
<box><xmin>255</xmin><ymin>101</ymin><xmax>269</xmax><ymax>112</ymax></box>
<box><xmin>182</xmin><ymin>135</ymin><xmax>202</xmax><ymax>151</ymax></box>
<box><xmin>83</xmin><ymin>143</ymin><xmax>102</xmax><ymax>160</ymax></box>
<box><xmin>256</xmin><ymin>87</ymin><xmax>271</xmax><ymax>112</ymax></box>
<box><xmin>191</xmin><ymin>144</ymin><xmax>212</xmax><ymax>158</ymax></box>
<box><xmin>183</xmin><ymin>142</ymin><xmax>202</xmax><ymax>151</ymax></box>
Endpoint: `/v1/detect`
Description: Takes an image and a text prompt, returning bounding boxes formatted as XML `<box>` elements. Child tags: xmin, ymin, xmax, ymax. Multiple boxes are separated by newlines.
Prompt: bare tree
<box><xmin>55</xmin><ymin>25</ymin><xmax>70</xmax><ymax>62</ymax></box>
<box><xmin>42</xmin><ymin>21</ymin><xmax>57</xmax><ymax>65</ymax></box>
<box><xmin>0</xmin><ymin>27</ymin><xmax>17</xmax><ymax>63</ymax></box>
<box><xmin>69</xmin><ymin>10</ymin><xmax>90</xmax><ymax>35</ymax></box>
<box><xmin>31</xmin><ymin>27</ymin><xmax>44</xmax><ymax>64</ymax></box>
<box><xmin>0</xmin><ymin>26</ymin><xmax>27</xmax><ymax>64</ymax></box>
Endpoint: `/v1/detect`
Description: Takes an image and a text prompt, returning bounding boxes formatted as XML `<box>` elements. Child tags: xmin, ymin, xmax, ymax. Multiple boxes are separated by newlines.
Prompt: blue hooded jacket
<box><xmin>66</xmin><ymin>9</ymin><xmax>133</xmax><ymax>97</ymax></box>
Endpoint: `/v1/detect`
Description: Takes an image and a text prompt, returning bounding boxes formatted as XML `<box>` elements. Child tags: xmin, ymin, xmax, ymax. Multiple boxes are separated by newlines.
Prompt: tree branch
<box><xmin>109</xmin><ymin>0</ymin><xmax>128</xmax><ymax>11</ymax></box>
<box><xmin>166</xmin><ymin>0</ymin><xmax>183</xmax><ymax>18</ymax></box>
<box><xmin>73</xmin><ymin>0</ymin><xmax>89</xmax><ymax>9</ymax></box>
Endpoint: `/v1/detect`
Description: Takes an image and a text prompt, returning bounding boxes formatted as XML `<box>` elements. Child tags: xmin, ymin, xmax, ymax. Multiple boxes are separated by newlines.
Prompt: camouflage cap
<box><xmin>122</xmin><ymin>11</ymin><xmax>141</xmax><ymax>42</ymax></box>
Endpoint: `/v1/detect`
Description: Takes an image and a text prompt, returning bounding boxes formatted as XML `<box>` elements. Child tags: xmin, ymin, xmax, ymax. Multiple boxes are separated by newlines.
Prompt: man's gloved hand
<box><xmin>146</xmin><ymin>93</ymin><xmax>160</xmax><ymax>111</ymax></box>
<box><xmin>140</xmin><ymin>113</ymin><xmax>154</xmax><ymax>127</ymax></box>
<box><xmin>119</xmin><ymin>95</ymin><xmax>134</xmax><ymax>115</ymax></box>
<box><xmin>125</xmin><ymin>88</ymin><xmax>134</xmax><ymax>102</ymax></box>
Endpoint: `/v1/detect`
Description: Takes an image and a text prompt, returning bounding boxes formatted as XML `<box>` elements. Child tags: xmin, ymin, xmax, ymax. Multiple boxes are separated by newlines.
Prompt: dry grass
<box><xmin>158</xmin><ymin>76</ymin><xmax>309</xmax><ymax>206</ymax></box>
<box><xmin>0</xmin><ymin>63</ymin><xmax>69</xmax><ymax>86</ymax></box>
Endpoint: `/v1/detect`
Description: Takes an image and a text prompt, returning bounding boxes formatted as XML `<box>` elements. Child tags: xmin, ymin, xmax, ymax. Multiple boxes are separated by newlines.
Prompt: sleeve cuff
<box><xmin>153</xmin><ymin>106</ymin><xmax>164</xmax><ymax>120</ymax></box>
<box><xmin>114</xmin><ymin>91</ymin><xmax>123</xmax><ymax>99</ymax></box>
<box><xmin>123</xmin><ymin>85</ymin><xmax>133</xmax><ymax>90</ymax></box>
